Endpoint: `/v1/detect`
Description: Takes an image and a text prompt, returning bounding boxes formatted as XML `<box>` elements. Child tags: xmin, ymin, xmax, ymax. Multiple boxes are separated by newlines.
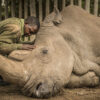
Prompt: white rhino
<box><xmin>0</xmin><ymin>5</ymin><xmax>100</xmax><ymax>98</ymax></box>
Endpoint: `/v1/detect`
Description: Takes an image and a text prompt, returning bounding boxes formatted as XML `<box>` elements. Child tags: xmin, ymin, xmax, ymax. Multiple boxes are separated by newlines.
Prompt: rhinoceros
<box><xmin>0</xmin><ymin>5</ymin><xmax>100</xmax><ymax>98</ymax></box>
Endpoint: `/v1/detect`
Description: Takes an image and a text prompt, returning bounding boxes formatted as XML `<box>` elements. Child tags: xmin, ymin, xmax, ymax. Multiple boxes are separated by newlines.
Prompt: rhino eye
<box><xmin>42</xmin><ymin>49</ymin><xmax>48</xmax><ymax>54</ymax></box>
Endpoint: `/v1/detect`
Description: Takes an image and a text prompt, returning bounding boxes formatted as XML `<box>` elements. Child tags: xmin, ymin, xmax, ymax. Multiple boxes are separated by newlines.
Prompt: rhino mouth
<box><xmin>22</xmin><ymin>76</ymin><xmax>62</xmax><ymax>98</ymax></box>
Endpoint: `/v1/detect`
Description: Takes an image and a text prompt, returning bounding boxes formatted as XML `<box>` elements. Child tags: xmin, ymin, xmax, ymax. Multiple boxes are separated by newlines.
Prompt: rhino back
<box><xmin>60</xmin><ymin>5</ymin><xmax>100</xmax><ymax>57</ymax></box>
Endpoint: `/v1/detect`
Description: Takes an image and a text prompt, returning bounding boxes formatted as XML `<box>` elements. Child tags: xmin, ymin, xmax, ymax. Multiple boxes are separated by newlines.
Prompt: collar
<box><xmin>20</xmin><ymin>19</ymin><xmax>24</xmax><ymax>36</ymax></box>
<box><xmin>19</xmin><ymin>19</ymin><xmax>25</xmax><ymax>41</ymax></box>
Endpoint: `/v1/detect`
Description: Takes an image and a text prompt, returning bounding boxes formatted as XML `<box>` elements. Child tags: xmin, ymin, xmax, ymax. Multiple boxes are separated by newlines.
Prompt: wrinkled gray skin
<box><xmin>0</xmin><ymin>5</ymin><xmax>100</xmax><ymax>98</ymax></box>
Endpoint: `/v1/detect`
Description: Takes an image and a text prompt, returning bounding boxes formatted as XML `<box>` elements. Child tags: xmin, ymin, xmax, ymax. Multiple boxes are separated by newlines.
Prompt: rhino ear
<box><xmin>53</xmin><ymin>6</ymin><xmax>63</xmax><ymax>25</ymax></box>
<box><xmin>54</xmin><ymin>6</ymin><xmax>60</xmax><ymax>15</ymax></box>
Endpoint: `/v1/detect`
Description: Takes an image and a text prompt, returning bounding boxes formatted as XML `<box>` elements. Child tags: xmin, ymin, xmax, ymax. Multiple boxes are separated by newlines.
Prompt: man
<box><xmin>0</xmin><ymin>16</ymin><xmax>40</xmax><ymax>55</ymax></box>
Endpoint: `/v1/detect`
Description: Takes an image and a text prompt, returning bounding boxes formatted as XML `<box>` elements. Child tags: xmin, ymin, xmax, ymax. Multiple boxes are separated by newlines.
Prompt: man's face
<box><xmin>24</xmin><ymin>24</ymin><xmax>38</xmax><ymax>36</ymax></box>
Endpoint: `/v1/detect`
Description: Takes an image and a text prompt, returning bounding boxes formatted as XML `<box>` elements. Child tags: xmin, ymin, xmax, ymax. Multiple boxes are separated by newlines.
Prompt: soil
<box><xmin>0</xmin><ymin>85</ymin><xmax>100</xmax><ymax>100</ymax></box>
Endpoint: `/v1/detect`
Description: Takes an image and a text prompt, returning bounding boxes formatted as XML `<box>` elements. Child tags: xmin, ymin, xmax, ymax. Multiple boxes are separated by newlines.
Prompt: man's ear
<box><xmin>33</xmin><ymin>25</ymin><xmax>38</xmax><ymax>30</ymax></box>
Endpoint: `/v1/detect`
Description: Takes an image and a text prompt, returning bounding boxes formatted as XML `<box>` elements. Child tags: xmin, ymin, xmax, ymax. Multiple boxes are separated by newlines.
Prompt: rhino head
<box><xmin>20</xmin><ymin>19</ymin><xmax>74</xmax><ymax>98</ymax></box>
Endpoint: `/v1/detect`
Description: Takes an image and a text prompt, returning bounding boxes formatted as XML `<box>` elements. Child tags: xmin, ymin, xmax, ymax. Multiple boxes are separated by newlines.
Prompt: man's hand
<box><xmin>22</xmin><ymin>44</ymin><xmax>36</xmax><ymax>50</ymax></box>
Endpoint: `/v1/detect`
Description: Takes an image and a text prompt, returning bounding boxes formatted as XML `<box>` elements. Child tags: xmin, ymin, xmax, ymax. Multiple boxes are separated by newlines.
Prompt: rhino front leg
<box><xmin>73</xmin><ymin>52</ymin><xmax>100</xmax><ymax>76</ymax></box>
<box><xmin>67</xmin><ymin>72</ymin><xmax>99</xmax><ymax>88</ymax></box>
<box><xmin>0</xmin><ymin>55</ymin><xmax>29</xmax><ymax>86</ymax></box>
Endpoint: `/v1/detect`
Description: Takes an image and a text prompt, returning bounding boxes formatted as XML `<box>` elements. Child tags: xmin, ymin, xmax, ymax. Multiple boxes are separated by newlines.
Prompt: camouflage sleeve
<box><xmin>0</xmin><ymin>24</ymin><xmax>23</xmax><ymax>54</ymax></box>
<box><xmin>0</xmin><ymin>42</ymin><xmax>22</xmax><ymax>55</ymax></box>
<box><xmin>19</xmin><ymin>35</ymin><xmax>36</xmax><ymax>44</ymax></box>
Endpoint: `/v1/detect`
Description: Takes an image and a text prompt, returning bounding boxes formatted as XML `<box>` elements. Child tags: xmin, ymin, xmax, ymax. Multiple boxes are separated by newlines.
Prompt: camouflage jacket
<box><xmin>0</xmin><ymin>18</ymin><xmax>35</xmax><ymax>55</ymax></box>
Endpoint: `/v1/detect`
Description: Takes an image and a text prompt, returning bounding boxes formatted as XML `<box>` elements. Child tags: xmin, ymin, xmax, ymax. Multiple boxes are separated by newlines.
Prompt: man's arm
<box><xmin>0</xmin><ymin>42</ymin><xmax>36</xmax><ymax>55</ymax></box>
<box><xmin>0</xmin><ymin>42</ymin><xmax>22</xmax><ymax>55</ymax></box>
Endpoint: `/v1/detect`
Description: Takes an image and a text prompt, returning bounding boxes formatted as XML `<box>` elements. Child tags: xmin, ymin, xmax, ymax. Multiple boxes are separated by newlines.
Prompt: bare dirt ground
<box><xmin>0</xmin><ymin>85</ymin><xmax>100</xmax><ymax>100</ymax></box>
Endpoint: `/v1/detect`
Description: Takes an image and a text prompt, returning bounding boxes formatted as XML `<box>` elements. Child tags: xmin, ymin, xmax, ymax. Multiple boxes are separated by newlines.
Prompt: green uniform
<box><xmin>0</xmin><ymin>18</ymin><xmax>35</xmax><ymax>55</ymax></box>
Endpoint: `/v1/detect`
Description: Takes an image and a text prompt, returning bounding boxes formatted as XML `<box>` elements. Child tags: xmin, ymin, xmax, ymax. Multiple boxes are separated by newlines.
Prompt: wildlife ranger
<box><xmin>0</xmin><ymin>16</ymin><xmax>40</xmax><ymax>55</ymax></box>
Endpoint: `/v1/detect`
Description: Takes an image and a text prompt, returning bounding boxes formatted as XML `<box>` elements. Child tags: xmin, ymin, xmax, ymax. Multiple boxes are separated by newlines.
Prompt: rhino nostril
<box><xmin>36</xmin><ymin>82</ymin><xmax>42</xmax><ymax>90</ymax></box>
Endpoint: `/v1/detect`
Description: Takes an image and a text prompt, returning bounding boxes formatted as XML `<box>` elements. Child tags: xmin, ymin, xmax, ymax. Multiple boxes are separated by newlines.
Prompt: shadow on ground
<box><xmin>0</xmin><ymin>85</ymin><xmax>100</xmax><ymax>100</ymax></box>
